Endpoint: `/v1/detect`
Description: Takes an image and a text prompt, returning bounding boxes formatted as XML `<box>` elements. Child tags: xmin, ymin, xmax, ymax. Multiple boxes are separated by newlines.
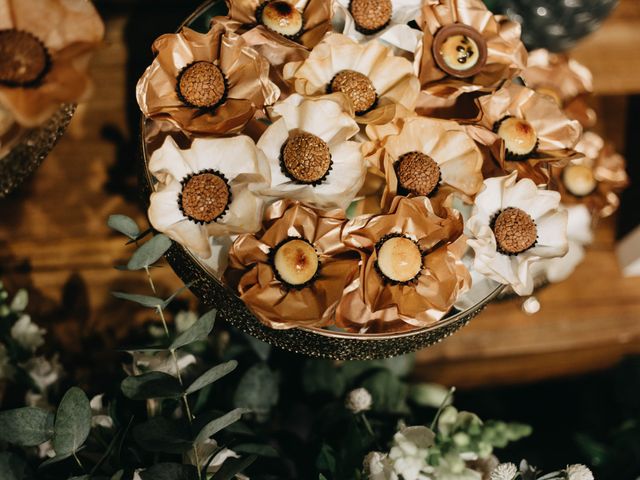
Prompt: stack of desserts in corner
<box><xmin>136</xmin><ymin>0</ymin><xmax>628</xmax><ymax>334</ymax></box>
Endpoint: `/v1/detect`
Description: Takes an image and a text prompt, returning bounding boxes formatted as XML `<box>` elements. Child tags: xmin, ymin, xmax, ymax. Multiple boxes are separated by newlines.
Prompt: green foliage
<box><xmin>170</xmin><ymin>309</ymin><xmax>217</xmax><ymax>350</ymax></box>
<box><xmin>52</xmin><ymin>387</ymin><xmax>92</xmax><ymax>457</ymax></box>
<box><xmin>107</xmin><ymin>214</ymin><xmax>140</xmax><ymax>240</ymax></box>
<box><xmin>132</xmin><ymin>417</ymin><xmax>193</xmax><ymax>454</ymax></box>
<box><xmin>186</xmin><ymin>360</ymin><xmax>237</xmax><ymax>394</ymax></box>
<box><xmin>361</xmin><ymin>369</ymin><xmax>409</xmax><ymax>414</ymax></box>
<box><xmin>195</xmin><ymin>408</ymin><xmax>248</xmax><ymax>443</ymax></box>
<box><xmin>0</xmin><ymin>452</ymin><xmax>31</xmax><ymax>480</ymax></box>
<box><xmin>121</xmin><ymin>371</ymin><xmax>183</xmax><ymax>400</ymax></box>
<box><xmin>233</xmin><ymin>363</ymin><xmax>279</xmax><ymax>418</ymax></box>
<box><xmin>0</xmin><ymin>407</ymin><xmax>54</xmax><ymax>446</ymax></box>
<box><xmin>139</xmin><ymin>463</ymin><xmax>198</xmax><ymax>480</ymax></box>
<box><xmin>127</xmin><ymin>234</ymin><xmax>172</xmax><ymax>270</ymax></box>
<box><xmin>210</xmin><ymin>455</ymin><xmax>257</xmax><ymax>480</ymax></box>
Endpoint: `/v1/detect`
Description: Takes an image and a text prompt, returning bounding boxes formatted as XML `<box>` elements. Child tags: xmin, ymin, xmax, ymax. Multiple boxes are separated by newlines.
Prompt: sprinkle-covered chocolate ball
<box><xmin>177</xmin><ymin>61</ymin><xmax>226</xmax><ymax>109</ymax></box>
<box><xmin>0</xmin><ymin>29</ymin><xmax>49</xmax><ymax>87</ymax></box>
<box><xmin>496</xmin><ymin>117</ymin><xmax>538</xmax><ymax>158</ymax></box>
<box><xmin>180</xmin><ymin>172</ymin><xmax>230</xmax><ymax>223</ymax></box>
<box><xmin>563</xmin><ymin>163</ymin><xmax>597</xmax><ymax>197</ymax></box>
<box><xmin>273</xmin><ymin>238</ymin><xmax>319</xmax><ymax>286</ymax></box>
<box><xmin>376</xmin><ymin>235</ymin><xmax>423</xmax><ymax>283</ymax></box>
<box><xmin>492</xmin><ymin>207</ymin><xmax>537</xmax><ymax>255</ymax></box>
<box><xmin>281</xmin><ymin>131</ymin><xmax>332</xmax><ymax>184</ymax></box>
<box><xmin>330</xmin><ymin>70</ymin><xmax>377</xmax><ymax>114</ymax></box>
<box><xmin>395</xmin><ymin>152</ymin><xmax>441</xmax><ymax>197</ymax></box>
<box><xmin>349</xmin><ymin>0</ymin><xmax>393</xmax><ymax>34</ymax></box>
<box><xmin>259</xmin><ymin>1</ymin><xmax>304</xmax><ymax>37</ymax></box>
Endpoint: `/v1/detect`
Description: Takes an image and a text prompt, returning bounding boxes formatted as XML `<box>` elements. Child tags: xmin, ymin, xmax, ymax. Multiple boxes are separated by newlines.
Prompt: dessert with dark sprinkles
<box><xmin>349</xmin><ymin>0</ymin><xmax>393</xmax><ymax>34</ymax></box>
<box><xmin>491</xmin><ymin>207</ymin><xmax>537</xmax><ymax>255</ymax></box>
<box><xmin>329</xmin><ymin>70</ymin><xmax>377</xmax><ymax>114</ymax></box>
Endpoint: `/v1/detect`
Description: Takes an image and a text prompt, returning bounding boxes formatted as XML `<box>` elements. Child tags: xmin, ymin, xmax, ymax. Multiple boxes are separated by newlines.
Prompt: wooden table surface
<box><xmin>0</xmin><ymin>2</ymin><xmax>639</xmax><ymax>389</ymax></box>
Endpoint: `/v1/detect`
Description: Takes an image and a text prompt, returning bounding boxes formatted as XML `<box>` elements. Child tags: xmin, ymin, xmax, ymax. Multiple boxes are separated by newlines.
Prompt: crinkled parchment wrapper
<box><xmin>468</xmin><ymin>82</ymin><xmax>583</xmax><ymax>185</ymax></box>
<box><xmin>136</xmin><ymin>24</ymin><xmax>280</xmax><ymax>136</ymax></box>
<box><xmin>228</xmin><ymin>200</ymin><xmax>361</xmax><ymax>329</ymax></box>
<box><xmin>0</xmin><ymin>0</ymin><xmax>104</xmax><ymax>130</ymax></box>
<box><xmin>552</xmin><ymin>131</ymin><xmax>629</xmax><ymax>219</ymax></box>
<box><xmin>336</xmin><ymin>196</ymin><xmax>470</xmax><ymax>333</ymax></box>
<box><xmin>416</xmin><ymin>0</ymin><xmax>527</xmax><ymax>101</ymax></box>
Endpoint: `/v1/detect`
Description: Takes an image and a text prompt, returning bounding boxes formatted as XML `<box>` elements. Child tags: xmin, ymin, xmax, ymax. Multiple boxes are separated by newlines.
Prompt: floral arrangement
<box><xmin>0</xmin><ymin>237</ymin><xmax>596</xmax><ymax>479</ymax></box>
<box><xmin>137</xmin><ymin>0</ymin><xmax>628</xmax><ymax>334</ymax></box>
<box><xmin>0</xmin><ymin>0</ymin><xmax>104</xmax><ymax>159</ymax></box>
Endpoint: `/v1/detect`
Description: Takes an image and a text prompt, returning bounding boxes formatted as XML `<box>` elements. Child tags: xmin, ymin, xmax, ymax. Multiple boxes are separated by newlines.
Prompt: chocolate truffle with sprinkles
<box><xmin>329</xmin><ymin>70</ymin><xmax>377</xmax><ymax>114</ymax></box>
<box><xmin>0</xmin><ymin>29</ymin><xmax>50</xmax><ymax>87</ymax></box>
<box><xmin>281</xmin><ymin>131</ymin><xmax>332</xmax><ymax>184</ymax></box>
<box><xmin>349</xmin><ymin>0</ymin><xmax>393</xmax><ymax>34</ymax></box>
<box><xmin>177</xmin><ymin>61</ymin><xmax>227</xmax><ymax>109</ymax></box>
<box><xmin>491</xmin><ymin>207</ymin><xmax>537</xmax><ymax>255</ymax></box>
<box><xmin>395</xmin><ymin>151</ymin><xmax>441</xmax><ymax>197</ymax></box>
<box><xmin>180</xmin><ymin>171</ymin><xmax>230</xmax><ymax>223</ymax></box>
<box><xmin>257</xmin><ymin>0</ymin><xmax>304</xmax><ymax>38</ymax></box>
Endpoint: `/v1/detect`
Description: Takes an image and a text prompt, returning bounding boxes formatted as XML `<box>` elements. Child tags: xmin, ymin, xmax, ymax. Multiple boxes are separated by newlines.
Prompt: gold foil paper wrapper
<box><xmin>228</xmin><ymin>200</ymin><xmax>360</xmax><ymax>329</ymax></box>
<box><xmin>136</xmin><ymin>24</ymin><xmax>280</xmax><ymax>136</ymax></box>
<box><xmin>336</xmin><ymin>196</ymin><xmax>470</xmax><ymax>333</ymax></box>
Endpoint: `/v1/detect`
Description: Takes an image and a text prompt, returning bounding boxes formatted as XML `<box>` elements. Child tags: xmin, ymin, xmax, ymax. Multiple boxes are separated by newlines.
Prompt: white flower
<box><xmin>467</xmin><ymin>172</ymin><xmax>569</xmax><ymax>296</ymax></box>
<box><xmin>10</xmin><ymin>314</ymin><xmax>45</xmax><ymax>351</ymax></box>
<box><xmin>175</xmin><ymin>310</ymin><xmax>198</xmax><ymax>333</ymax></box>
<box><xmin>25</xmin><ymin>391</ymin><xmax>49</xmax><ymax>409</ymax></box>
<box><xmin>332</xmin><ymin>0</ymin><xmax>423</xmax><ymax>55</ymax></box>
<box><xmin>91</xmin><ymin>394</ymin><xmax>114</xmax><ymax>429</ymax></box>
<box><xmin>37</xmin><ymin>440</ymin><xmax>55</xmax><ymax>460</ymax></box>
<box><xmin>531</xmin><ymin>204</ymin><xmax>593</xmax><ymax>284</ymax></box>
<box><xmin>127</xmin><ymin>350</ymin><xmax>196</xmax><ymax>376</ymax></box>
<box><xmin>364</xmin><ymin>451</ymin><xmax>398</xmax><ymax>480</ymax></box>
<box><xmin>388</xmin><ymin>426</ymin><xmax>435</xmax><ymax>480</ymax></box>
<box><xmin>345</xmin><ymin>388</ymin><xmax>373</xmax><ymax>414</ymax></box>
<box><xmin>148</xmin><ymin>135</ymin><xmax>270</xmax><ymax>258</ymax></box>
<box><xmin>21</xmin><ymin>355</ymin><xmax>63</xmax><ymax>392</ymax></box>
<box><xmin>490</xmin><ymin>463</ymin><xmax>518</xmax><ymax>480</ymax></box>
<box><xmin>521</xmin><ymin>296</ymin><xmax>541</xmax><ymax>315</ymax></box>
<box><xmin>258</xmin><ymin>94</ymin><xmax>365</xmax><ymax>210</ymax></box>
<box><xmin>566</xmin><ymin>464</ymin><xmax>594</xmax><ymax>480</ymax></box>
<box><xmin>0</xmin><ymin>342</ymin><xmax>15</xmax><ymax>381</ymax></box>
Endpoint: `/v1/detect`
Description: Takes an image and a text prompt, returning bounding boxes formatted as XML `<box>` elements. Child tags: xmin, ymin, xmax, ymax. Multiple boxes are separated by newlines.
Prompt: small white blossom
<box><xmin>25</xmin><ymin>391</ymin><xmax>49</xmax><ymax>409</ymax></box>
<box><xmin>364</xmin><ymin>451</ymin><xmax>398</xmax><ymax>480</ymax></box>
<box><xmin>491</xmin><ymin>463</ymin><xmax>519</xmax><ymax>480</ymax></box>
<box><xmin>389</xmin><ymin>426</ymin><xmax>435</xmax><ymax>480</ymax></box>
<box><xmin>566</xmin><ymin>464</ymin><xmax>594</xmax><ymax>480</ymax></box>
<box><xmin>37</xmin><ymin>440</ymin><xmax>55</xmax><ymax>460</ymax></box>
<box><xmin>0</xmin><ymin>342</ymin><xmax>15</xmax><ymax>381</ymax></box>
<box><xmin>184</xmin><ymin>438</ymin><xmax>239</xmax><ymax>476</ymax></box>
<box><xmin>346</xmin><ymin>388</ymin><xmax>373</xmax><ymax>414</ymax></box>
<box><xmin>11</xmin><ymin>315</ymin><xmax>45</xmax><ymax>351</ymax></box>
<box><xmin>91</xmin><ymin>394</ymin><xmax>114</xmax><ymax>429</ymax></box>
<box><xmin>21</xmin><ymin>355</ymin><xmax>63</xmax><ymax>392</ymax></box>
<box><xmin>175</xmin><ymin>310</ymin><xmax>198</xmax><ymax>333</ymax></box>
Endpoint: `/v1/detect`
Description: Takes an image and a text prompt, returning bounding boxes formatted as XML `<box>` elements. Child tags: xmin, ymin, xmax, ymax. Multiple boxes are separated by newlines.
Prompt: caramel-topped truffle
<box><xmin>496</xmin><ymin>117</ymin><xmax>538</xmax><ymax>159</ymax></box>
<box><xmin>329</xmin><ymin>70</ymin><xmax>377</xmax><ymax>114</ymax></box>
<box><xmin>349</xmin><ymin>0</ymin><xmax>393</xmax><ymax>34</ymax></box>
<box><xmin>177</xmin><ymin>61</ymin><xmax>226</xmax><ymax>109</ymax></box>
<box><xmin>258</xmin><ymin>1</ymin><xmax>304</xmax><ymax>38</ymax></box>
<box><xmin>281</xmin><ymin>131</ymin><xmax>332</xmax><ymax>184</ymax></box>
<box><xmin>0</xmin><ymin>29</ymin><xmax>49</xmax><ymax>87</ymax></box>
<box><xmin>563</xmin><ymin>163</ymin><xmax>597</xmax><ymax>197</ymax></box>
<box><xmin>395</xmin><ymin>152</ymin><xmax>441</xmax><ymax>197</ymax></box>
<box><xmin>376</xmin><ymin>235</ymin><xmax>423</xmax><ymax>283</ymax></box>
<box><xmin>492</xmin><ymin>207</ymin><xmax>537</xmax><ymax>254</ymax></box>
<box><xmin>273</xmin><ymin>238</ymin><xmax>319</xmax><ymax>287</ymax></box>
<box><xmin>180</xmin><ymin>172</ymin><xmax>230</xmax><ymax>223</ymax></box>
<box><xmin>433</xmin><ymin>24</ymin><xmax>487</xmax><ymax>79</ymax></box>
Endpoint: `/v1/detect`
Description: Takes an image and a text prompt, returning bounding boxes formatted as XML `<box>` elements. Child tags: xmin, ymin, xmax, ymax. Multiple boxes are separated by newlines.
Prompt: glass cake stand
<box><xmin>0</xmin><ymin>104</ymin><xmax>76</xmax><ymax>198</ymax></box>
<box><xmin>138</xmin><ymin>0</ymin><xmax>504</xmax><ymax>360</ymax></box>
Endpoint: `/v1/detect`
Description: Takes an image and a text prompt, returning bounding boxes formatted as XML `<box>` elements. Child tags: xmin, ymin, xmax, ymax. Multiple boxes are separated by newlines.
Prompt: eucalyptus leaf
<box><xmin>52</xmin><ymin>387</ymin><xmax>91</xmax><ymax>456</ymax></box>
<box><xmin>0</xmin><ymin>407</ymin><xmax>54</xmax><ymax>446</ymax></box>
<box><xmin>170</xmin><ymin>309</ymin><xmax>216</xmax><ymax>350</ymax></box>
<box><xmin>68</xmin><ymin>476</ymin><xmax>90</xmax><ymax>480</ymax></box>
<box><xmin>302</xmin><ymin>360</ymin><xmax>345</xmax><ymax>397</ymax></box>
<box><xmin>0</xmin><ymin>452</ymin><xmax>31</xmax><ymax>480</ymax></box>
<box><xmin>233</xmin><ymin>363</ymin><xmax>279</xmax><ymax>417</ymax></box>
<box><xmin>111</xmin><ymin>471</ymin><xmax>124</xmax><ymax>480</ymax></box>
<box><xmin>132</xmin><ymin>418</ymin><xmax>192</xmax><ymax>454</ymax></box>
<box><xmin>186</xmin><ymin>360</ymin><xmax>237</xmax><ymax>395</ymax></box>
<box><xmin>127</xmin><ymin>234</ymin><xmax>172</xmax><ymax>270</ymax></box>
<box><xmin>195</xmin><ymin>408</ymin><xmax>247</xmax><ymax>443</ymax></box>
<box><xmin>243</xmin><ymin>334</ymin><xmax>271</xmax><ymax>361</ymax></box>
<box><xmin>108</xmin><ymin>214</ymin><xmax>140</xmax><ymax>240</ymax></box>
<box><xmin>233</xmin><ymin>443</ymin><xmax>278</xmax><ymax>458</ymax></box>
<box><xmin>361</xmin><ymin>369</ymin><xmax>409</xmax><ymax>414</ymax></box>
<box><xmin>112</xmin><ymin>292</ymin><xmax>164</xmax><ymax>308</ymax></box>
<box><xmin>210</xmin><ymin>455</ymin><xmax>256</xmax><ymax>480</ymax></box>
<box><xmin>163</xmin><ymin>284</ymin><xmax>193</xmax><ymax>308</ymax></box>
<box><xmin>121</xmin><ymin>371</ymin><xmax>183</xmax><ymax>400</ymax></box>
<box><xmin>140</xmin><ymin>463</ymin><xmax>198</xmax><ymax>480</ymax></box>
<box><xmin>408</xmin><ymin>383</ymin><xmax>451</xmax><ymax>408</ymax></box>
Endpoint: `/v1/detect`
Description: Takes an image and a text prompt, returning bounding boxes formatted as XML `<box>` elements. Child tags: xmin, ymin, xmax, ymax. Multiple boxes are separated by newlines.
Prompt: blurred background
<box><xmin>0</xmin><ymin>0</ymin><xmax>639</xmax><ymax>478</ymax></box>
